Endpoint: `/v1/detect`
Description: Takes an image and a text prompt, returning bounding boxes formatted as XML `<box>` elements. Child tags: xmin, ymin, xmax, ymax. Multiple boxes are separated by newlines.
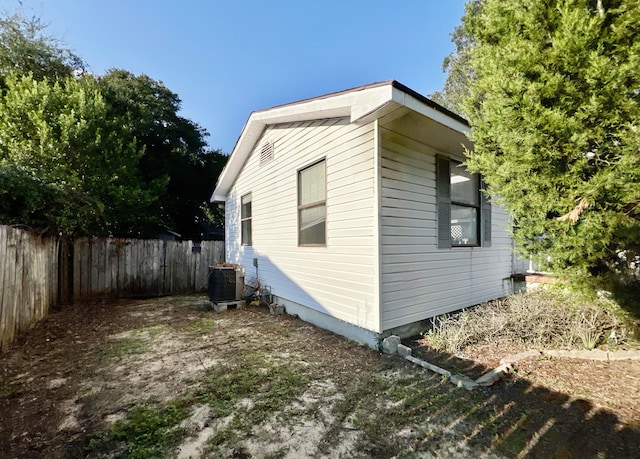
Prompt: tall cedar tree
<box><xmin>459</xmin><ymin>0</ymin><xmax>640</xmax><ymax>294</ymax></box>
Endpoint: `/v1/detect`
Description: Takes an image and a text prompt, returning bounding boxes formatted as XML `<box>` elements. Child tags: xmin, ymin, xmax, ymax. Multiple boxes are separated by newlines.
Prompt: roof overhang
<box><xmin>211</xmin><ymin>80</ymin><xmax>469</xmax><ymax>202</ymax></box>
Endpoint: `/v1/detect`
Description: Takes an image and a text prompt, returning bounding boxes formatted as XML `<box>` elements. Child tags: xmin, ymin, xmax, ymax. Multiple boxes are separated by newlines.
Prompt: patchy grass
<box><xmin>187</xmin><ymin>317</ymin><xmax>216</xmax><ymax>334</ymax></box>
<box><xmin>101</xmin><ymin>336</ymin><xmax>150</xmax><ymax>361</ymax></box>
<box><xmin>89</xmin><ymin>402</ymin><xmax>190</xmax><ymax>458</ymax></box>
<box><xmin>1</xmin><ymin>295</ymin><xmax>639</xmax><ymax>459</ymax></box>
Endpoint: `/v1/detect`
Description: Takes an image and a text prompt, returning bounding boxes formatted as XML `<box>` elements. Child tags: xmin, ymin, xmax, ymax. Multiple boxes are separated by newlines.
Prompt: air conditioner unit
<box><xmin>208</xmin><ymin>265</ymin><xmax>244</xmax><ymax>302</ymax></box>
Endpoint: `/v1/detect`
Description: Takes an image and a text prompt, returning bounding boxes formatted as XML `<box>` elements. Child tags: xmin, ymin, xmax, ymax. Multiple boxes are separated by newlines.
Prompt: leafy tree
<box><xmin>458</xmin><ymin>0</ymin><xmax>640</xmax><ymax>293</ymax></box>
<box><xmin>0</xmin><ymin>11</ymin><xmax>226</xmax><ymax>238</ymax></box>
<box><xmin>0</xmin><ymin>72</ymin><xmax>159</xmax><ymax>235</ymax></box>
<box><xmin>99</xmin><ymin>70</ymin><xmax>227</xmax><ymax>239</ymax></box>
<box><xmin>0</xmin><ymin>12</ymin><xmax>85</xmax><ymax>82</ymax></box>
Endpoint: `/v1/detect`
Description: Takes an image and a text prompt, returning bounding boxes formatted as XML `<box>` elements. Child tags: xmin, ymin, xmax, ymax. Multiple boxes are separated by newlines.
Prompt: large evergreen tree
<box><xmin>457</xmin><ymin>0</ymin><xmax>640</xmax><ymax>294</ymax></box>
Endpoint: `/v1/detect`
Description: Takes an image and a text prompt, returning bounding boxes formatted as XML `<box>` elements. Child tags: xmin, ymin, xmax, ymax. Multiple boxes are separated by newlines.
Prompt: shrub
<box><xmin>423</xmin><ymin>290</ymin><xmax>632</xmax><ymax>353</ymax></box>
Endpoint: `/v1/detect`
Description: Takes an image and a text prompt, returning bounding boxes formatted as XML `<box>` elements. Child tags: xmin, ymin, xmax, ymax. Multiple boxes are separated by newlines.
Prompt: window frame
<box><xmin>297</xmin><ymin>158</ymin><xmax>327</xmax><ymax>247</ymax></box>
<box><xmin>240</xmin><ymin>192</ymin><xmax>252</xmax><ymax>246</ymax></box>
<box><xmin>437</xmin><ymin>155</ymin><xmax>491</xmax><ymax>249</ymax></box>
<box><xmin>450</xmin><ymin>160</ymin><xmax>481</xmax><ymax>247</ymax></box>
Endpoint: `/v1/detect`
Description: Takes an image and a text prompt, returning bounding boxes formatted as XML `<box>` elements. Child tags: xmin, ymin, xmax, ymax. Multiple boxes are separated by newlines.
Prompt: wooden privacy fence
<box><xmin>0</xmin><ymin>226</ymin><xmax>59</xmax><ymax>351</ymax></box>
<box><xmin>67</xmin><ymin>238</ymin><xmax>225</xmax><ymax>301</ymax></box>
<box><xmin>0</xmin><ymin>225</ymin><xmax>225</xmax><ymax>350</ymax></box>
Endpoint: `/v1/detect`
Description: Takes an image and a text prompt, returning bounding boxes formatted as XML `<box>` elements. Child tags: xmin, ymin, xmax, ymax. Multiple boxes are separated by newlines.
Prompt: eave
<box><xmin>211</xmin><ymin>80</ymin><xmax>469</xmax><ymax>202</ymax></box>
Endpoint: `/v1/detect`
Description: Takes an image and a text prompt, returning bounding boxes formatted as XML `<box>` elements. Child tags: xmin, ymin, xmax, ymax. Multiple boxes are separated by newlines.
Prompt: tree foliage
<box><xmin>99</xmin><ymin>70</ymin><xmax>227</xmax><ymax>239</ymax></box>
<box><xmin>0</xmin><ymin>72</ymin><xmax>157</xmax><ymax>235</ymax></box>
<box><xmin>0</xmin><ymin>13</ymin><xmax>84</xmax><ymax>82</ymax></box>
<box><xmin>0</xmin><ymin>12</ymin><xmax>227</xmax><ymax>238</ymax></box>
<box><xmin>429</xmin><ymin>0</ymin><xmax>481</xmax><ymax>117</ymax></box>
<box><xmin>458</xmin><ymin>0</ymin><xmax>640</xmax><ymax>291</ymax></box>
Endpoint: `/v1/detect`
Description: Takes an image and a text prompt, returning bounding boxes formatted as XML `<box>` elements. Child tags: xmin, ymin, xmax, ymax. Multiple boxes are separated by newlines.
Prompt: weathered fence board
<box><xmin>1</xmin><ymin>225</ymin><xmax>225</xmax><ymax>350</ymax></box>
<box><xmin>70</xmin><ymin>238</ymin><xmax>224</xmax><ymax>300</ymax></box>
<box><xmin>0</xmin><ymin>226</ymin><xmax>59</xmax><ymax>351</ymax></box>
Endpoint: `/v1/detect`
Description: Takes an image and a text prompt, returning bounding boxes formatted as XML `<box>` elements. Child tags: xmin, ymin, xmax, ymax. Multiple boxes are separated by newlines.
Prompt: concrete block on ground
<box><xmin>269</xmin><ymin>303</ymin><xmax>285</xmax><ymax>315</ymax></box>
<box><xmin>450</xmin><ymin>374</ymin><xmax>478</xmax><ymax>391</ymax></box>
<box><xmin>381</xmin><ymin>335</ymin><xmax>401</xmax><ymax>354</ymax></box>
<box><xmin>607</xmin><ymin>350</ymin><xmax>640</xmax><ymax>361</ymax></box>
<box><xmin>405</xmin><ymin>355</ymin><xmax>451</xmax><ymax>377</ymax></box>
<box><xmin>212</xmin><ymin>300</ymin><xmax>246</xmax><ymax>313</ymax></box>
<box><xmin>397</xmin><ymin>344</ymin><xmax>412</xmax><ymax>357</ymax></box>
<box><xmin>475</xmin><ymin>363</ymin><xmax>512</xmax><ymax>387</ymax></box>
<box><xmin>543</xmin><ymin>348</ymin><xmax>640</xmax><ymax>361</ymax></box>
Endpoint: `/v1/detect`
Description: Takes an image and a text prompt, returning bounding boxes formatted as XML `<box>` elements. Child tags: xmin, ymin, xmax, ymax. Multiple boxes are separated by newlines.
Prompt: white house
<box><xmin>212</xmin><ymin>81</ymin><xmax>516</xmax><ymax>348</ymax></box>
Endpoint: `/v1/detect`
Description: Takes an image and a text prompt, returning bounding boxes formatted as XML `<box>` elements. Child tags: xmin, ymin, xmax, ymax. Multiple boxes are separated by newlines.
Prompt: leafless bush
<box><xmin>423</xmin><ymin>290</ymin><xmax>631</xmax><ymax>353</ymax></box>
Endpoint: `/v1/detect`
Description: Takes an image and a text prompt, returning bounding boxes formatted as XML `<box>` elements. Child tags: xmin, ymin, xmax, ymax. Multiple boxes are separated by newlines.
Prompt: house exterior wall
<box><xmin>379</xmin><ymin>115</ymin><xmax>514</xmax><ymax>332</ymax></box>
<box><xmin>225</xmin><ymin>117</ymin><xmax>380</xmax><ymax>334</ymax></box>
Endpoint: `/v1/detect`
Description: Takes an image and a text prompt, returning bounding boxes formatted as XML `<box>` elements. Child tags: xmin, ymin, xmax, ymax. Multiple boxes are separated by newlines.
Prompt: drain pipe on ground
<box><xmin>381</xmin><ymin>336</ymin><xmax>512</xmax><ymax>391</ymax></box>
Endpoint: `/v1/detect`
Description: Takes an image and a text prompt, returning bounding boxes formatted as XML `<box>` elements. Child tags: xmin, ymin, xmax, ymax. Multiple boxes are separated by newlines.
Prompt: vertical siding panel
<box><xmin>12</xmin><ymin>230</ymin><xmax>24</xmax><ymax>343</ymax></box>
<box><xmin>19</xmin><ymin>231</ymin><xmax>30</xmax><ymax>332</ymax></box>
<box><xmin>184</xmin><ymin>241</ymin><xmax>192</xmax><ymax>292</ymax></box>
<box><xmin>193</xmin><ymin>243</ymin><xmax>201</xmax><ymax>291</ymax></box>
<box><xmin>109</xmin><ymin>239</ymin><xmax>119</xmax><ymax>295</ymax></box>
<box><xmin>1</xmin><ymin>229</ymin><xmax>14</xmax><ymax>350</ymax></box>
<box><xmin>73</xmin><ymin>239</ymin><xmax>82</xmax><ymax>301</ymax></box>
<box><xmin>165</xmin><ymin>241</ymin><xmax>174</xmax><ymax>294</ymax></box>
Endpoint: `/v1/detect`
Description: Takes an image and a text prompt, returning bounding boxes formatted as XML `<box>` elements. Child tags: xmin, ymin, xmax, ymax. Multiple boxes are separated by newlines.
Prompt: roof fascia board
<box><xmin>210</xmin><ymin>117</ymin><xmax>265</xmax><ymax>202</ymax></box>
<box><xmin>212</xmin><ymin>84</ymin><xmax>395</xmax><ymax>202</ymax></box>
<box><xmin>390</xmin><ymin>85</ymin><xmax>471</xmax><ymax>135</ymax></box>
<box><xmin>211</xmin><ymin>81</ymin><xmax>471</xmax><ymax>201</ymax></box>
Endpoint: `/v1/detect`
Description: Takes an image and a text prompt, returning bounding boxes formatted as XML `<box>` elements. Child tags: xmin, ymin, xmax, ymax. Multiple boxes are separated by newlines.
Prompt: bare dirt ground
<box><xmin>1</xmin><ymin>295</ymin><xmax>639</xmax><ymax>458</ymax></box>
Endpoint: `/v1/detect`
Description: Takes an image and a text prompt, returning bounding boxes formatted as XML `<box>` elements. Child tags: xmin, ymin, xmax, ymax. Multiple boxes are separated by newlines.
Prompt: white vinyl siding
<box><xmin>225</xmin><ymin>117</ymin><xmax>380</xmax><ymax>332</ymax></box>
<box><xmin>379</xmin><ymin>115</ymin><xmax>513</xmax><ymax>331</ymax></box>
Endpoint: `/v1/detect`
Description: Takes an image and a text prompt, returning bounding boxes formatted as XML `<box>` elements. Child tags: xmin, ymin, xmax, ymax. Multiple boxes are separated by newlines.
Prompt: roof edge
<box><xmin>211</xmin><ymin>80</ymin><xmax>469</xmax><ymax>202</ymax></box>
<box><xmin>391</xmin><ymin>81</ymin><xmax>468</xmax><ymax>126</ymax></box>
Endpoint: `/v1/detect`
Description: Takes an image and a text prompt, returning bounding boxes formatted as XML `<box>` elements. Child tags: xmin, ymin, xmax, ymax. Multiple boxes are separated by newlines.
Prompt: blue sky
<box><xmin>3</xmin><ymin>0</ymin><xmax>466</xmax><ymax>153</ymax></box>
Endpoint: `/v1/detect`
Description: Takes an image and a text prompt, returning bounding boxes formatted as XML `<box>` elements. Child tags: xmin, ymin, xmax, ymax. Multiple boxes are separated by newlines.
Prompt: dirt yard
<box><xmin>1</xmin><ymin>295</ymin><xmax>639</xmax><ymax>458</ymax></box>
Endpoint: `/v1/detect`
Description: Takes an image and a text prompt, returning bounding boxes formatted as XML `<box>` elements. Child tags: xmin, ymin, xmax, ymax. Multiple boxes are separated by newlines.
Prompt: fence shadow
<box><xmin>406</xmin><ymin>339</ymin><xmax>640</xmax><ymax>457</ymax></box>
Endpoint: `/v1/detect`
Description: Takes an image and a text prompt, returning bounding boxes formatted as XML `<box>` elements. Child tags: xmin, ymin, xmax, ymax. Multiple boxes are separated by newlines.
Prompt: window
<box><xmin>437</xmin><ymin>156</ymin><xmax>491</xmax><ymax>248</ymax></box>
<box><xmin>298</xmin><ymin>159</ymin><xmax>326</xmax><ymax>245</ymax></box>
<box><xmin>241</xmin><ymin>193</ymin><xmax>252</xmax><ymax>245</ymax></box>
<box><xmin>450</xmin><ymin>163</ymin><xmax>480</xmax><ymax>246</ymax></box>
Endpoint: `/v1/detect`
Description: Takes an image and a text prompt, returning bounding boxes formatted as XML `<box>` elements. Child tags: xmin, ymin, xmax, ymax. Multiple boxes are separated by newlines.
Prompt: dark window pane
<box><xmin>241</xmin><ymin>194</ymin><xmax>252</xmax><ymax>219</ymax></box>
<box><xmin>299</xmin><ymin>204</ymin><xmax>325</xmax><ymax>245</ymax></box>
<box><xmin>241</xmin><ymin>219</ymin><xmax>252</xmax><ymax>245</ymax></box>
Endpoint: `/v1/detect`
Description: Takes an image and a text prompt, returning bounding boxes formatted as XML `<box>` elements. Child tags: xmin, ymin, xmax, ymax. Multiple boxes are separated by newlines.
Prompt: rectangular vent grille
<box><xmin>259</xmin><ymin>141</ymin><xmax>274</xmax><ymax>165</ymax></box>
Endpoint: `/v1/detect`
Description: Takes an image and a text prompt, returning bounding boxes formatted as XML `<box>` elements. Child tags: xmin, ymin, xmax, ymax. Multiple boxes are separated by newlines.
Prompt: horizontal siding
<box><xmin>379</xmin><ymin>121</ymin><xmax>514</xmax><ymax>331</ymax></box>
<box><xmin>226</xmin><ymin>118</ymin><xmax>379</xmax><ymax>332</ymax></box>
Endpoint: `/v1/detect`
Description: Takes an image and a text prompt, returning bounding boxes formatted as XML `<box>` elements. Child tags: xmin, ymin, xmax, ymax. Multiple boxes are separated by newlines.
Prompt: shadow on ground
<box><xmin>0</xmin><ymin>297</ymin><xmax>638</xmax><ymax>458</ymax></box>
<box><xmin>406</xmin><ymin>339</ymin><xmax>640</xmax><ymax>458</ymax></box>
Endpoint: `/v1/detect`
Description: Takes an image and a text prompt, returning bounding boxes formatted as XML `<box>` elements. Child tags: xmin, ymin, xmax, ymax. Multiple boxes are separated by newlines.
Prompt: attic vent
<box><xmin>259</xmin><ymin>141</ymin><xmax>274</xmax><ymax>165</ymax></box>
